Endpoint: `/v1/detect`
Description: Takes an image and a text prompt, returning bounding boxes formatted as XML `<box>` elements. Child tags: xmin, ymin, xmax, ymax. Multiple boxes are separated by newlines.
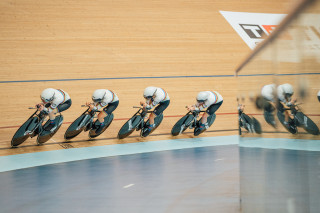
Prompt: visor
<box><xmin>92</xmin><ymin>92</ymin><xmax>106</xmax><ymax>102</ymax></box>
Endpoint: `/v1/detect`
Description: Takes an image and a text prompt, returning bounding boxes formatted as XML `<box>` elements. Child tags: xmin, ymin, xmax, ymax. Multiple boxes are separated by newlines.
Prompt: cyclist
<box><xmin>86</xmin><ymin>89</ymin><xmax>119</xmax><ymax>134</ymax></box>
<box><xmin>256</xmin><ymin>84</ymin><xmax>277</xmax><ymax>127</ymax></box>
<box><xmin>187</xmin><ymin>91</ymin><xmax>223</xmax><ymax>131</ymax></box>
<box><xmin>277</xmin><ymin>83</ymin><xmax>296</xmax><ymax>126</ymax></box>
<box><xmin>37</xmin><ymin>88</ymin><xmax>72</xmax><ymax>131</ymax></box>
<box><xmin>140</xmin><ymin>86</ymin><xmax>170</xmax><ymax>134</ymax></box>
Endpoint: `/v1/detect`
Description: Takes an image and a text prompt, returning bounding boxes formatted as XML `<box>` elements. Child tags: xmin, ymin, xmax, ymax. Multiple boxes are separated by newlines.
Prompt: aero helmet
<box><xmin>41</xmin><ymin>88</ymin><xmax>55</xmax><ymax>103</ymax></box>
<box><xmin>196</xmin><ymin>91</ymin><xmax>209</xmax><ymax>103</ymax></box>
<box><xmin>143</xmin><ymin>87</ymin><xmax>157</xmax><ymax>99</ymax></box>
<box><xmin>281</xmin><ymin>83</ymin><xmax>294</xmax><ymax>100</ymax></box>
<box><xmin>92</xmin><ymin>89</ymin><xmax>106</xmax><ymax>102</ymax></box>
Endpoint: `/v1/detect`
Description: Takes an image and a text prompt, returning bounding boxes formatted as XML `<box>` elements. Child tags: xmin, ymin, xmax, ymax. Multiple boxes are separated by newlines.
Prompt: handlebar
<box><xmin>185</xmin><ymin>106</ymin><xmax>205</xmax><ymax>113</ymax></box>
<box><xmin>293</xmin><ymin>103</ymin><xmax>302</xmax><ymax>106</ymax></box>
<box><xmin>284</xmin><ymin>102</ymin><xmax>302</xmax><ymax>109</ymax></box>
<box><xmin>132</xmin><ymin>106</ymin><xmax>154</xmax><ymax>114</ymax></box>
<box><xmin>81</xmin><ymin>105</ymin><xmax>101</xmax><ymax>113</ymax></box>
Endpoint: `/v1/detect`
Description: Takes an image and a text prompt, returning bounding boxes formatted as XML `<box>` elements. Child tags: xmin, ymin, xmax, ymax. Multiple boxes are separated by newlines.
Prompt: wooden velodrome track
<box><xmin>1</xmin><ymin>0</ymin><xmax>315</xmax><ymax>156</ymax></box>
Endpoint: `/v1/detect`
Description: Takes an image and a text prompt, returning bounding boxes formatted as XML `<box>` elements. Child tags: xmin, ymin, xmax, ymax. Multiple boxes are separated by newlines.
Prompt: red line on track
<box><xmin>1</xmin><ymin>112</ymin><xmax>319</xmax><ymax>130</ymax></box>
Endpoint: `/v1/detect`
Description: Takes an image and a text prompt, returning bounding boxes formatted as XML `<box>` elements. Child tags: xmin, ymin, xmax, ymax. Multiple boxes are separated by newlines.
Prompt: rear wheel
<box><xmin>141</xmin><ymin>113</ymin><xmax>164</xmax><ymax>137</ymax></box>
<box><xmin>194</xmin><ymin>114</ymin><xmax>216</xmax><ymax>136</ymax></box>
<box><xmin>252</xmin><ymin>117</ymin><xmax>262</xmax><ymax>134</ymax></box>
<box><xmin>37</xmin><ymin>115</ymin><xmax>64</xmax><ymax>144</ymax></box>
<box><xmin>295</xmin><ymin>112</ymin><xmax>319</xmax><ymax>135</ymax></box>
<box><xmin>89</xmin><ymin>113</ymin><xmax>114</xmax><ymax>138</ymax></box>
<box><xmin>264</xmin><ymin>111</ymin><xmax>277</xmax><ymax>128</ymax></box>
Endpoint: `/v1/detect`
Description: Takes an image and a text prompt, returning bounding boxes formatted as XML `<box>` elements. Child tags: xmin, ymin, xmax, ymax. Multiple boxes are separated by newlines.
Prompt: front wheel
<box><xmin>117</xmin><ymin>115</ymin><xmax>143</xmax><ymax>139</ymax></box>
<box><xmin>171</xmin><ymin>114</ymin><xmax>195</xmax><ymax>136</ymax></box>
<box><xmin>64</xmin><ymin>114</ymin><xmax>92</xmax><ymax>140</ymax></box>
<box><xmin>11</xmin><ymin>116</ymin><xmax>40</xmax><ymax>147</ymax></box>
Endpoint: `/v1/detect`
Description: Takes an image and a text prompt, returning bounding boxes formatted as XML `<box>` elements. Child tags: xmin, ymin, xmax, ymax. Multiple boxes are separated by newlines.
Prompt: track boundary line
<box><xmin>1</xmin><ymin>72</ymin><xmax>319</xmax><ymax>83</ymax></box>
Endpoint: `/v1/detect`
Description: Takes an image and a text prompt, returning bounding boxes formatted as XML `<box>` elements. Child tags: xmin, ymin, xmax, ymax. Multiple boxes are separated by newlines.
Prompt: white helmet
<box><xmin>280</xmin><ymin>83</ymin><xmax>294</xmax><ymax>100</ymax></box>
<box><xmin>92</xmin><ymin>89</ymin><xmax>106</xmax><ymax>102</ymax></box>
<box><xmin>196</xmin><ymin>91</ymin><xmax>209</xmax><ymax>102</ymax></box>
<box><xmin>278</xmin><ymin>84</ymin><xmax>293</xmax><ymax>101</ymax></box>
<box><xmin>281</xmin><ymin>83</ymin><xmax>294</xmax><ymax>95</ymax></box>
<box><xmin>143</xmin><ymin>86</ymin><xmax>157</xmax><ymax>99</ymax></box>
<box><xmin>261</xmin><ymin>84</ymin><xmax>276</xmax><ymax>101</ymax></box>
<box><xmin>41</xmin><ymin>88</ymin><xmax>56</xmax><ymax>103</ymax></box>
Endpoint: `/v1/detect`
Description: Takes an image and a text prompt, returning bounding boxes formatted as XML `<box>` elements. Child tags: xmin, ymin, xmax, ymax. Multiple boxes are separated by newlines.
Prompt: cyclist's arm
<box><xmin>43</xmin><ymin>98</ymin><xmax>62</xmax><ymax>113</ymax></box>
<box><xmin>195</xmin><ymin>102</ymin><xmax>206</xmax><ymax>111</ymax></box>
<box><xmin>94</xmin><ymin>102</ymin><xmax>107</xmax><ymax>111</ymax></box>
<box><xmin>146</xmin><ymin>100</ymin><xmax>158</xmax><ymax>110</ymax></box>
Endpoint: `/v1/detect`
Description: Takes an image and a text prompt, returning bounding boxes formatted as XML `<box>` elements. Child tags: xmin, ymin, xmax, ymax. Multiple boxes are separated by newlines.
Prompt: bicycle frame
<box><xmin>25</xmin><ymin>109</ymin><xmax>45</xmax><ymax>136</ymax></box>
<box><xmin>129</xmin><ymin>107</ymin><xmax>151</xmax><ymax>131</ymax></box>
<box><xmin>283</xmin><ymin>104</ymin><xmax>301</xmax><ymax>125</ymax></box>
<box><xmin>79</xmin><ymin>106</ymin><xmax>102</xmax><ymax>126</ymax></box>
<box><xmin>76</xmin><ymin>108</ymin><xmax>95</xmax><ymax>131</ymax></box>
<box><xmin>190</xmin><ymin>110</ymin><xmax>206</xmax><ymax>126</ymax></box>
<box><xmin>180</xmin><ymin>110</ymin><xmax>206</xmax><ymax>131</ymax></box>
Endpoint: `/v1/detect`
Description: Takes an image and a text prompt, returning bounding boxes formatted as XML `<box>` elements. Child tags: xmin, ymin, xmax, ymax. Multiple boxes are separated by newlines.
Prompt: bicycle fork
<box><xmin>76</xmin><ymin>114</ymin><xmax>92</xmax><ymax>131</ymax></box>
<box><xmin>182</xmin><ymin>114</ymin><xmax>198</xmax><ymax>133</ymax></box>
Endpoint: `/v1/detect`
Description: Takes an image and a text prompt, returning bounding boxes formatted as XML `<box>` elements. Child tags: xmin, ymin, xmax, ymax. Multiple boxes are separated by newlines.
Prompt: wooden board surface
<box><xmin>2</xmin><ymin>0</ymin><xmax>312</xmax><ymax>156</ymax></box>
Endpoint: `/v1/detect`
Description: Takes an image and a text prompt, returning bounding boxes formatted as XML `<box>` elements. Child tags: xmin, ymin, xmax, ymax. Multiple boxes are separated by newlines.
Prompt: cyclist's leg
<box><xmin>96</xmin><ymin>101</ymin><xmax>119</xmax><ymax>133</ymax></box>
<box><xmin>148</xmin><ymin>100</ymin><xmax>170</xmax><ymax>128</ymax></box>
<box><xmin>264</xmin><ymin>100</ymin><xmax>275</xmax><ymax>113</ymax></box>
<box><xmin>98</xmin><ymin>101</ymin><xmax>119</xmax><ymax>122</ymax></box>
<box><xmin>44</xmin><ymin>109</ymin><xmax>59</xmax><ymax>131</ymax></box>
<box><xmin>277</xmin><ymin>99</ymin><xmax>285</xmax><ymax>115</ymax></box>
<box><xmin>277</xmin><ymin>100</ymin><xmax>292</xmax><ymax>125</ymax></box>
<box><xmin>148</xmin><ymin>112</ymin><xmax>156</xmax><ymax>125</ymax></box>
<box><xmin>201</xmin><ymin>101</ymin><xmax>223</xmax><ymax>124</ymax></box>
<box><xmin>200</xmin><ymin>112</ymin><xmax>209</xmax><ymax>125</ymax></box>
<box><xmin>46</xmin><ymin>99</ymin><xmax>72</xmax><ymax>130</ymax></box>
<box><xmin>263</xmin><ymin>100</ymin><xmax>276</xmax><ymax>124</ymax></box>
<box><xmin>56</xmin><ymin>99</ymin><xmax>72</xmax><ymax>113</ymax></box>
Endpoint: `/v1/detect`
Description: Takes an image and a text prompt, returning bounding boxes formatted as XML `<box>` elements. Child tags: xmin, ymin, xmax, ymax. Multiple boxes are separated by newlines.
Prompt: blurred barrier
<box><xmin>236</xmin><ymin>0</ymin><xmax>320</xmax><ymax>212</ymax></box>
<box><xmin>236</xmin><ymin>0</ymin><xmax>320</xmax><ymax>139</ymax></box>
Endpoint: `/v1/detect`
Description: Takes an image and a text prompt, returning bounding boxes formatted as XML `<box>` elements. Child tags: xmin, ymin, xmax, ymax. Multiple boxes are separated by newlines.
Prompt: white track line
<box><xmin>123</xmin><ymin>184</ymin><xmax>134</xmax><ymax>189</ymax></box>
<box><xmin>214</xmin><ymin>158</ymin><xmax>224</xmax><ymax>161</ymax></box>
